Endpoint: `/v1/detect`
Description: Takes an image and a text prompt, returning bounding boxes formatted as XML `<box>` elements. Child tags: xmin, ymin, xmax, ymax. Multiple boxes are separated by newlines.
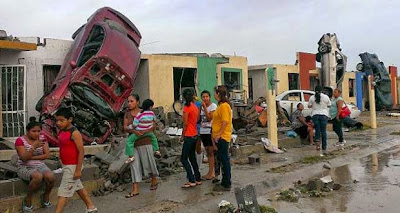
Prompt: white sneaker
<box><xmin>334</xmin><ymin>142</ymin><xmax>345</xmax><ymax>147</ymax></box>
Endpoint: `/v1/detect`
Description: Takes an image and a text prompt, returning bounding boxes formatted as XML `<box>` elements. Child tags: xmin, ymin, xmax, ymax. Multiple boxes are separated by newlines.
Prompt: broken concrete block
<box><xmin>248</xmin><ymin>153</ymin><xmax>260</xmax><ymax>165</ymax></box>
<box><xmin>43</xmin><ymin>159</ymin><xmax>60</xmax><ymax>170</ymax></box>
<box><xmin>160</xmin><ymin>156</ymin><xmax>178</xmax><ymax>168</ymax></box>
<box><xmin>95</xmin><ymin>151</ymin><xmax>118</xmax><ymax>165</ymax></box>
<box><xmin>108</xmin><ymin>156</ymin><xmax>129</xmax><ymax>174</ymax></box>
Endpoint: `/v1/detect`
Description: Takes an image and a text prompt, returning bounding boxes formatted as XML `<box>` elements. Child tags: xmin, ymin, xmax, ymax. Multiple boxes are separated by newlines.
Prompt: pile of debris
<box><xmin>91</xmin><ymin>131</ymin><xmax>184</xmax><ymax>196</ymax></box>
<box><xmin>277</xmin><ymin>175</ymin><xmax>342</xmax><ymax>202</ymax></box>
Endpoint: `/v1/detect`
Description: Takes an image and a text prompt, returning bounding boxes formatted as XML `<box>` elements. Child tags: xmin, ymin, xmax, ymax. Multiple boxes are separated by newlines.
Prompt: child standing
<box><xmin>125</xmin><ymin>99</ymin><xmax>160</xmax><ymax>163</ymax></box>
<box><xmin>55</xmin><ymin>108</ymin><xmax>97</xmax><ymax>213</ymax></box>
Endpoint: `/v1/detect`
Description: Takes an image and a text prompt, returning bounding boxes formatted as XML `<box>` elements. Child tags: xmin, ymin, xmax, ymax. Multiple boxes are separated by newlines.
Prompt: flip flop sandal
<box><xmin>181</xmin><ymin>182</ymin><xmax>196</xmax><ymax>188</ymax></box>
<box><xmin>125</xmin><ymin>192</ymin><xmax>139</xmax><ymax>198</ymax></box>
<box><xmin>196</xmin><ymin>181</ymin><xmax>202</xmax><ymax>185</ymax></box>
<box><xmin>150</xmin><ymin>183</ymin><xmax>158</xmax><ymax>190</ymax></box>
<box><xmin>202</xmin><ymin>176</ymin><xmax>215</xmax><ymax>180</ymax></box>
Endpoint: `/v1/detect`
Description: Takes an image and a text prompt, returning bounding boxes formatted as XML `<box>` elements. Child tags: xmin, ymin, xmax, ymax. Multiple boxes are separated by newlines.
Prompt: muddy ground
<box><xmin>36</xmin><ymin>113</ymin><xmax>400</xmax><ymax>213</ymax></box>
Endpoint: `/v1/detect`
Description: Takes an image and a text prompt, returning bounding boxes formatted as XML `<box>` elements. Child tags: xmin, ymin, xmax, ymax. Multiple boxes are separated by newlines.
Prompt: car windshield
<box><xmin>70</xmin><ymin>84</ymin><xmax>113</xmax><ymax>118</ymax></box>
<box><xmin>77</xmin><ymin>25</ymin><xmax>105</xmax><ymax>67</ymax></box>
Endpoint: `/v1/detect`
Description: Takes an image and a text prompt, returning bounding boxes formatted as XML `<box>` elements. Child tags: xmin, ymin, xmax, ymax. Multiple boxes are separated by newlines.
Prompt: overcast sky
<box><xmin>1</xmin><ymin>0</ymin><xmax>399</xmax><ymax>71</ymax></box>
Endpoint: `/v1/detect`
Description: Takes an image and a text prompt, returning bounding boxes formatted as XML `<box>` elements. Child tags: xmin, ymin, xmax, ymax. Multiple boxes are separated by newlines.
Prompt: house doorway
<box><xmin>172</xmin><ymin>67</ymin><xmax>197</xmax><ymax>115</ymax></box>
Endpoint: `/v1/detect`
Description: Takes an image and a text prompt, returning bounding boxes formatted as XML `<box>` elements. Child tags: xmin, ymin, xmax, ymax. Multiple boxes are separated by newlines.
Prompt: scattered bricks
<box><xmin>306</xmin><ymin>179</ymin><xmax>324</xmax><ymax>191</ymax></box>
<box><xmin>0</xmin><ymin>180</ymin><xmax>14</xmax><ymax>199</ymax></box>
<box><xmin>159</xmin><ymin>147</ymin><xmax>170</xmax><ymax>159</ymax></box>
<box><xmin>248</xmin><ymin>153</ymin><xmax>260</xmax><ymax>165</ymax></box>
<box><xmin>166</xmin><ymin>137</ymin><xmax>180</xmax><ymax>148</ymax></box>
<box><xmin>160</xmin><ymin>156</ymin><xmax>178</xmax><ymax>168</ymax></box>
<box><xmin>95</xmin><ymin>151</ymin><xmax>118</xmax><ymax>165</ymax></box>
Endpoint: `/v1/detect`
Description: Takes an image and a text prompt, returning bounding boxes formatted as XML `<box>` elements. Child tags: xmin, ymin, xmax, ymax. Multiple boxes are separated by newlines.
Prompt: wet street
<box><xmin>261</xmin><ymin>145</ymin><xmax>400</xmax><ymax>213</ymax></box>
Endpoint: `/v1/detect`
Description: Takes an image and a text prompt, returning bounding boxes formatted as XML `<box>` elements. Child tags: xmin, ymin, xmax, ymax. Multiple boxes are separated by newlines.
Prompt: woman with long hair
<box><xmin>123</xmin><ymin>94</ymin><xmax>159</xmax><ymax>197</ymax></box>
<box><xmin>308</xmin><ymin>86</ymin><xmax>331</xmax><ymax>155</ymax></box>
<box><xmin>212</xmin><ymin>85</ymin><xmax>232</xmax><ymax>191</ymax></box>
<box><xmin>180</xmin><ymin>89</ymin><xmax>202</xmax><ymax>188</ymax></box>
<box><xmin>199</xmin><ymin>90</ymin><xmax>218</xmax><ymax>180</ymax></box>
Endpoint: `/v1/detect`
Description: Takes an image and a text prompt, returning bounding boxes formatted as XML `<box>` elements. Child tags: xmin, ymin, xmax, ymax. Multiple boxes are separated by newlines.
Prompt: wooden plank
<box><xmin>0</xmin><ymin>40</ymin><xmax>37</xmax><ymax>51</ymax></box>
<box><xmin>0</xmin><ymin>144</ymin><xmax>109</xmax><ymax>161</ymax></box>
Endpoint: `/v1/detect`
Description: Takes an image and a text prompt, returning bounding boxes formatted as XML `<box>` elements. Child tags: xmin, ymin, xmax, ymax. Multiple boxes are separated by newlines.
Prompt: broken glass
<box><xmin>77</xmin><ymin>25</ymin><xmax>105</xmax><ymax>67</ymax></box>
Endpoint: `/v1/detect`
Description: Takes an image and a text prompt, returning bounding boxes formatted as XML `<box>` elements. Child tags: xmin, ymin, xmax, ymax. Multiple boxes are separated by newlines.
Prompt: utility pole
<box><xmin>368</xmin><ymin>75</ymin><xmax>377</xmax><ymax>129</ymax></box>
<box><xmin>266</xmin><ymin>68</ymin><xmax>278</xmax><ymax>148</ymax></box>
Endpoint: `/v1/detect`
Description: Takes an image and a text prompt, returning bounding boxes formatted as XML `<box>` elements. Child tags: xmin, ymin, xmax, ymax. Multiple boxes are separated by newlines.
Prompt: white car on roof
<box><xmin>276</xmin><ymin>90</ymin><xmax>361</xmax><ymax>119</ymax></box>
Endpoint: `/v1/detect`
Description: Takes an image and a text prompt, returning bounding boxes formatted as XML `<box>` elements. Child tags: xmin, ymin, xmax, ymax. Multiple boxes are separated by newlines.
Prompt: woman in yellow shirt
<box><xmin>211</xmin><ymin>85</ymin><xmax>232</xmax><ymax>191</ymax></box>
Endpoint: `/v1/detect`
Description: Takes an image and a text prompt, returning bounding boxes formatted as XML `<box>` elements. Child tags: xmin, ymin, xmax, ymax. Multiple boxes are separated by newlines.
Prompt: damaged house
<box><xmin>133</xmin><ymin>53</ymin><xmax>249</xmax><ymax>113</ymax></box>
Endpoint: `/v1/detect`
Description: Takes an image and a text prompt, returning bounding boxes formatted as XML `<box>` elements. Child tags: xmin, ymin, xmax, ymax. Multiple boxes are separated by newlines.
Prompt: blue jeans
<box><xmin>181</xmin><ymin>136</ymin><xmax>201</xmax><ymax>183</ymax></box>
<box><xmin>332</xmin><ymin>118</ymin><xmax>344</xmax><ymax>142</ymax></box>
<box><xmin>216</xmin><ymin>139</ymin><xmax>231</xmax><ymax>187</ymax></box>
<box><xmin>312</xmin><ymin>115</ymin><xmax>328</xmax><ymax>150</ymax></box>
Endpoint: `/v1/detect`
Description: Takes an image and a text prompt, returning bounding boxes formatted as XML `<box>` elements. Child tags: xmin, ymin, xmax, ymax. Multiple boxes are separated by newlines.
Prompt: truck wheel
<box><xmin>318</xmin><ymin>44</ymin><xmax>330</xmax><ymax>54</ymax></box>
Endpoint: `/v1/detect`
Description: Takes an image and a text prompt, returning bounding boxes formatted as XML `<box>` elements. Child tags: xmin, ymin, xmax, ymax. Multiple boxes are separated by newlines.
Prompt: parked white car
<box><xmin>276</xmin><ymin>90</ymin><xmax>361</xmax><ymax>119</ymax></box>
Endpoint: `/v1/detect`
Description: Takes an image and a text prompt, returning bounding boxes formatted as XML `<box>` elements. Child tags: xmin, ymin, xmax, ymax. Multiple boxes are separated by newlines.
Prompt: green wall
<box><xmin>197</xmin><ymin>57</ymin><xmax>222</xmax><ymax>103</ymax></box>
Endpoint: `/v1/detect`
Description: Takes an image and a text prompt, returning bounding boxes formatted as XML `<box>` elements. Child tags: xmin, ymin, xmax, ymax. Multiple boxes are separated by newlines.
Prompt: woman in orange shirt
<box><xmin>180</xmin><ymin>89</ymin><xmax>202</xmax><ymax>188</ymax></box>
<box><xmin>212</xmin><ymin>85</ymin><xmax>232</xmax><ymax>191</ymax></box>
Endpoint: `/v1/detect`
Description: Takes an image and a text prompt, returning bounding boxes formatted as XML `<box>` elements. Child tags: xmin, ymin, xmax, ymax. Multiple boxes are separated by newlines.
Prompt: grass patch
<box><xmin>390</xmin><ymin>131</ymin><xmax>400</xmax><ymax>135</ymax></box>
<box><xmin>259</xmin><ymin>205</ymin><xmax>278</xmax><ymax>213</ymax></box>
<box><xmin>277</xmin><ymin>189</ymin><xmax>300</xmax><ymax>202</ymax></box>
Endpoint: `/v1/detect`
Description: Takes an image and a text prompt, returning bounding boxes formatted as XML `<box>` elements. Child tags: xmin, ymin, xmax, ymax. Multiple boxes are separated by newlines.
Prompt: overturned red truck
<box><xmin>36</xmin><ymin>7</ymin><xmax>141</xmax><ymax>146</ymax></box>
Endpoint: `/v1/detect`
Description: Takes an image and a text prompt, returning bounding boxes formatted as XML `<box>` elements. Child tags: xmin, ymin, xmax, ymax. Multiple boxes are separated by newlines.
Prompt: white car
<box><xmin>276</xmin><ymin>90</ymin><xmax>361</xmax><ymax>119</ymax></box>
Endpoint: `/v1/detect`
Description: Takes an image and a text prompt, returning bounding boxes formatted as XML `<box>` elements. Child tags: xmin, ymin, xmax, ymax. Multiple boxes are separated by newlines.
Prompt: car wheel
<box><xmin>316</xmin><ymin>53</ymin><xmax>322</xmax><ymax>62</ymax></box>
<box><xmin>318</xmin><ymin>43</ymin><xmax>331</xmax><ymax>54</ymax></box>
<box><xmin>356</xmin><ymin>63</ymin><xmax>364</xmax><ymax>71</ymax></box>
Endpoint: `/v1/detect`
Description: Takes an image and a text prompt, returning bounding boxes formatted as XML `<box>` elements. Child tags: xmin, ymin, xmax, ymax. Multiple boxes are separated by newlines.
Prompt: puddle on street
<box><xmin>259</xmin><ymin>145</ymin><xmax>400</xmax><ymax>213</ymax></box>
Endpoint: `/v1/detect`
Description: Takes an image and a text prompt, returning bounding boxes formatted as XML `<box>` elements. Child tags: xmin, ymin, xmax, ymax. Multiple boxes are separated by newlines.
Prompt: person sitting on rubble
<box><xmin>199</xmin><ymin>90</ymin><xmax>218</xmax><ymax>180</ymax></box>
<box><xmin>291</xmin><ymin>103</ymin><xmax>314</xmax><ymax>145</ymax></box>
<box><xmin>16</xmin><ymin>117</ymin><xmax>55</xmax><ymax>212</ymax></box>
<box><xmin>125</xmin><ymin>99</ymin><xmax>160</xmax><ymax>164</ymax></box>
<box><xmin>123</xmin><ymin>94</ymin><xmax>159</xmax><ymax>197</ymax></box>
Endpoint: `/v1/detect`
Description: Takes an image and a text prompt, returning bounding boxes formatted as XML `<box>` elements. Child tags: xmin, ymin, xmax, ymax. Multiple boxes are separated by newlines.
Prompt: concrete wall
<box><xmin>144</xmin><ymin>54</ymin><xmax>197</xmax><ymax>110</ymax></box>
<box><xmin>342</xmin><ymin>72</ymin><xmax>357</xmax><ymax>104</ymax></box>
<box><xmin>275</xmin><ymin>64</ymin><xmax>298</xmax><ymax>95</ymax></box>
<box><xmin>217</xmin><ymin>56</ymin><xmax>248</xmax><ymax>96</ymax></box>
<box><xmin>248</xmin><ymin>69</ymin><xmax>267</xmax><ymax>100</ymax></box>
<box><xmin>0</xmin><ymin>37</ymin><xmax>72</xmax><ymax>118</ymax></box>
<box><xmin>136</xmin><ymin>54</ymin><xmax>248</xmax><ymax>111</ymax></box>
<box><xmin>132</xmin><ymin>59</ymin><xmax>150</xmax><ymax>100</ymax></box>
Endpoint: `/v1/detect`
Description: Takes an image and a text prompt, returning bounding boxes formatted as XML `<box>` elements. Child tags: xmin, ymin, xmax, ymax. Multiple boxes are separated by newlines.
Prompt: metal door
<box><xmin>1</xmin><ymin>65</ymin><xmax>27</xmax><ymax>139</ymax></box>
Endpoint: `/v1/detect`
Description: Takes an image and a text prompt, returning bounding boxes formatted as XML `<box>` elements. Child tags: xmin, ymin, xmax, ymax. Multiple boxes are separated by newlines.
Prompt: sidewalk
<box><xmin>40</xmin><ymin>115</ymin><xmax>400</xmax><ymax>213</ymax></box>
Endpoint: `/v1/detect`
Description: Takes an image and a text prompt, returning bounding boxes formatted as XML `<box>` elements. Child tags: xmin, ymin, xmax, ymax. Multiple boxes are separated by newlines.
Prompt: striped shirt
<box><xmin>133</xmin><ymin>111</ymin><xmax>155</xmax><ymax>131</ymax></box>
<box><xmin>15</xmin><ymin>136</ymin><xmax>46</xmax><ymax>168</ymax></box>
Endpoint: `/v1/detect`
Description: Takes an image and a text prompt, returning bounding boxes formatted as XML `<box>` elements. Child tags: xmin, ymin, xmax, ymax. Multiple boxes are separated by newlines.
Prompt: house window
<box><xmin>349</xmin><ymin>79</ymin><xmax>355</xmax><ymax>97</ymax></box>
<box><xmin>43</xmin><ymin>65</ymin><xmax>61</xmax><ymax>94</ymax></box>
<box><xmin>288</xmin><ymin>73</ymin><xmax>299</xmax><ymax>90</ymax></box>
<box><xmin>223</xmin><ymin>71</ymin><xmax>241</xmax><ymax>91</ymax></box>
<box><xmin>173</xmin><ymin>67</ymin><xmax>197</xmax><ymax>101</ymax></box>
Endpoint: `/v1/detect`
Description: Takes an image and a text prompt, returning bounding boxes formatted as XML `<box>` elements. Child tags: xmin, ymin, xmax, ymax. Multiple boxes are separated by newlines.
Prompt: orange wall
<box><xmin>389</xmin><ymin>66</ymin><xmax>398</xmax><ymax>105</ymax></box>
<box><xmin>297</xmin><ymin>52</ymin><xmax>316</xmax><ymax>90</ymax></box>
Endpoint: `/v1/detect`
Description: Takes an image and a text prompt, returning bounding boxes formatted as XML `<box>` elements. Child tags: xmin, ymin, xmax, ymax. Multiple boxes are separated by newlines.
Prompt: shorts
<box><xmin>200</xmin><ymin>134</ymin><xmax>213</xmax><ymax>147</ymax></box>
<box><xmin>17</xmin><ymin>164</ymin><xmax>51</xmax><ymax>182</ymax></box>
<box><xmin>58</xmin><ymin>165</ymin><xmax>84</xmax><ymax>198</ymax></box>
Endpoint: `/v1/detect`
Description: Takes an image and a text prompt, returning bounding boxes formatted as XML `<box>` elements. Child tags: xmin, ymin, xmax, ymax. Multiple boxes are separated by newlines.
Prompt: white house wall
<box><xmin>0</xmin><ymin>37</ymin><xmax>73</xmax><ymax>118</ymax></box>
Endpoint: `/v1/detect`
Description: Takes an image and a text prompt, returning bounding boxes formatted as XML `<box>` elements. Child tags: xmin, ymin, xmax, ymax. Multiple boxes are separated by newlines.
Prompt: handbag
<box><xmin>339</xmin><ymin>102</ymin><xmax>351</xmax><ymax>119</ymax></box>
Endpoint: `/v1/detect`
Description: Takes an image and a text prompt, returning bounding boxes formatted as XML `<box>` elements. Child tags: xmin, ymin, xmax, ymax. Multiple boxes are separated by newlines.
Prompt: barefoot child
<box><xmin>55</xmin><ymin>108</ymin><xmax>97</xmax><ymax>213</ymax></box>
<box><xmin>125</xmin><ymin>99</ymin><xmax>160</xmax><ymax>163</ymax></box>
